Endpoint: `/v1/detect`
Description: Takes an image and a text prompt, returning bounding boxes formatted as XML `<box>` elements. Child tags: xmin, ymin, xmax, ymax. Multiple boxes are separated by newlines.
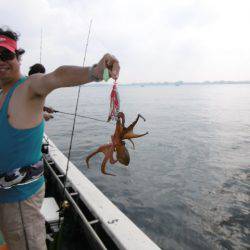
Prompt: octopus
<box><xmin>85</xmin><ymin>112</ymin><xmax>148</xmax><ymax>176</ymax></box>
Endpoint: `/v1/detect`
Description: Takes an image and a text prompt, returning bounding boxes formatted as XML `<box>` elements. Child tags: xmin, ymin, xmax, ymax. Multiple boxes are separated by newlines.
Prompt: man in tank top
<box><xmin>0</xmin><ymin>27</ymin><xmax>120</xmax><ymax>250</ymax></box>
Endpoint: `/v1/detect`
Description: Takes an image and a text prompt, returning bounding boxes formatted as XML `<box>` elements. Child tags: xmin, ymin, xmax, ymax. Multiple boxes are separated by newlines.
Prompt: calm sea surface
<box><xmin>45</xmin><ymin>84</ymin><xmax>250</xmax><ymax>250</ymax></box>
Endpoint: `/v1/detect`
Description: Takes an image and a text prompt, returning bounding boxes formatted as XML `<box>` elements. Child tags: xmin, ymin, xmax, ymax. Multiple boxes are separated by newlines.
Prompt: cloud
<box><xmin>1</xmin><ymin>0</ymin><xmax>250</xmax><ymax>82</ymax></box>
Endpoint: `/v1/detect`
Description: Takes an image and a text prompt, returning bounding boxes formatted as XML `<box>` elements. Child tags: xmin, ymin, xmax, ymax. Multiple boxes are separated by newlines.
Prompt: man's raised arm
<box><xmin>29</xmin><ymin>54</ymin><xmax>120</xmax><ymax>97</ymax></box>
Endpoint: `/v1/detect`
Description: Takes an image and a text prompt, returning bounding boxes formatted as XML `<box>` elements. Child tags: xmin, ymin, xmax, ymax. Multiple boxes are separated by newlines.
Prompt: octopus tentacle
<box><xmin>85</xmin><ymin>144</ymin><xmax>112</xmax><ymax>168</ymax></box>
<box><xmin>101</xmin><ymin>155</ymin><xmax>116</xmax><ymax>176</ymax></box>
<box><xmin>122</xmin><ymin>117</ymin><xmax>147</xmax><ymax>140</ymax></box>
<box><xmin>122</xmin><ymin>114</ymin><xmax>147</xmax><ymax>140</ymax></box>
<box><xmin>124</xmin><ymin>114</ymin><xmax>145</xmax><ymax>131</ymax></box>
<box><xmin>86</xmin><ymin>149</ymin><xmax>100</xmax><ymax>168</ymax></box>
<box><xmin>123</xmin><ymin>131</ymin><xmax>149</xmax><ymax>140</ymax></box>
<box><xmin>128</xmin><ymin>138</ymin><xmax>135</xmax><ymax>149</ymax></box>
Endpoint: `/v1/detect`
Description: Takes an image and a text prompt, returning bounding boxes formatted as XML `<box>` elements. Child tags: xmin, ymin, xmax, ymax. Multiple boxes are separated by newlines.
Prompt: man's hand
<box><xmin>43</xmin><ymin>113</ymin><xmax>54</xmax><ymax>121</ymax></box>
<box><xmin>92</xmin><ymin>54</ymin><xmax>120</xmax><ymax>81</ymax></box>
<box><xmin>43</xmin><ymin>106</ymin><xmax>55</xmax><ymax>113</ymax></box>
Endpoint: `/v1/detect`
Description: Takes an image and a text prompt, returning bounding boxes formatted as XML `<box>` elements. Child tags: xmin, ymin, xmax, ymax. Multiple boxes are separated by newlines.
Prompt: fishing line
<box><xmin>54</xmin><ymin>109</ymin><xmax>113</xmax><ymax>124</ymax></box>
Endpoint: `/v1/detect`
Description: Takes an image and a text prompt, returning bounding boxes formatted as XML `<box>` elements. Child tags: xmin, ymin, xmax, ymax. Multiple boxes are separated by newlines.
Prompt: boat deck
<box><xmin>43</xmin><ymin>135</ymin><xmax>161</xmax><ymax>250</ymax></box>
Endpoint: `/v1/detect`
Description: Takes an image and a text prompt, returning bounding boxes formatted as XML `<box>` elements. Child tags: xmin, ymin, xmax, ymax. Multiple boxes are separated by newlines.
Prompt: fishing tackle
<box><xmin>107</xmin><ymin>80</ymin><xmax>120</xmax><ymax>122</ymax></box>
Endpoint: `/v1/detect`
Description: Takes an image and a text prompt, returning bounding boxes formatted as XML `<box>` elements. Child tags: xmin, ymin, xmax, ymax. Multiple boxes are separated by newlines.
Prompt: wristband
<box><xmin>88</xmin><ymin>64</ymin><xmax>101</xmax><ymax>82</ymax></box>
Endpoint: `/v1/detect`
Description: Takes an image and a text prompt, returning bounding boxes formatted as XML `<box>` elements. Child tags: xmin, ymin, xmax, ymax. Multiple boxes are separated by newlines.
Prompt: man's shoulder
<box><xmin>27</xmin><ymin>73</ymin><xmax>44</xmax><ymax>82</ymax></box>
<box><xmin>23</xmin><ymin>74</ymin><xmax>46</xmax><ymax>99</ymax></box>
<box><xmin>26</xmin><ymin>74</ymin><xmax>45</xmax><ymax>90</ymax></box>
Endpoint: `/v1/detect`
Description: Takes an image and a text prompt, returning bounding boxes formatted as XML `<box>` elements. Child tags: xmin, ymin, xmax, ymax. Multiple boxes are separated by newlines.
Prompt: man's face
<box><xmin>0</xmin><ymin>47</ymin><xmax>20</xmax><ymax>84</ymax></box>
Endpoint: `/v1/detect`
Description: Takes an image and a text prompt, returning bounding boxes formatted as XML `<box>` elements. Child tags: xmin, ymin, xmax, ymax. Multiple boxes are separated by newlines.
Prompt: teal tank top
<box><xmin>0</xmin><ymin>77</ymin><xmax>45</xmax><ymax>203</ymax></box>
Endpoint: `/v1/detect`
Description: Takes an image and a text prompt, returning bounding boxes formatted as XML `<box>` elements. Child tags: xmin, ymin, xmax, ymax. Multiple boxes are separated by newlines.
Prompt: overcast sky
<box><xmin>1</xmin><ymin>0</ymin><xmax>250</xmax><ymax>83</ymax></box>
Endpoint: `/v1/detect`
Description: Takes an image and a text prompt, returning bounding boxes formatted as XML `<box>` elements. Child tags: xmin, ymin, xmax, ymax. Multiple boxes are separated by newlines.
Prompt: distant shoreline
<box><xmin>86</xmin><ymin>81</ymin><xmax>250</xmax><ymax>87</ymax></box>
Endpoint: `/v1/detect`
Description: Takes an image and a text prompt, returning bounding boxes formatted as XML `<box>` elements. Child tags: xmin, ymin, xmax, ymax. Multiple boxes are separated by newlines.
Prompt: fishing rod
<box><xmin>61</xmin><ymin>20</ymin><xmax>93</xmax><ymax>200</ymax></box>
<box><xmin>39</xmin><ymin>28</ymin><xmax>43</xmax><ymax>63</ymax></box>
<box><xmin>54</xmin><ymin>109</ymin><xmax>110</xmax><ymax>124</ymax></box>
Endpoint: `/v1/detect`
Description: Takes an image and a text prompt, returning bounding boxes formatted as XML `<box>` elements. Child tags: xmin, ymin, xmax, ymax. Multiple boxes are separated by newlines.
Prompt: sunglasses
<box><xmin>0</xmin><ymin>49</ymin><xmax>16</xmax><ymax>62</ymax></box>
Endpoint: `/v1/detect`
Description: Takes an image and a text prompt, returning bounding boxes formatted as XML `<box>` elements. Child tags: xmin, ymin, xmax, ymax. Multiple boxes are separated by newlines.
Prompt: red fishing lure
<box><xmin>107</xmin><ymin>81</ymin><xmax>120</xmax><ymax>122</ymax></box>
